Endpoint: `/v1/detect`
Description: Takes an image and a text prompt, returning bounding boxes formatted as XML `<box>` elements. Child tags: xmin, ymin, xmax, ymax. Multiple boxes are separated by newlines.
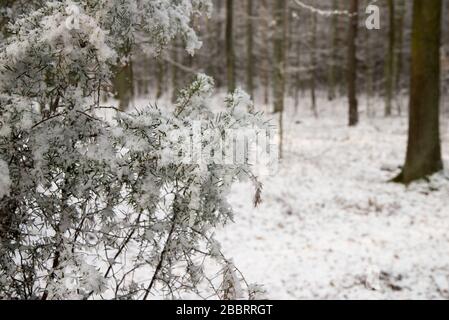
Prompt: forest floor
<box><xmin>216</xmin><ymin>94</ymin><xmax>449</xmax><ymax>300</ymax></box>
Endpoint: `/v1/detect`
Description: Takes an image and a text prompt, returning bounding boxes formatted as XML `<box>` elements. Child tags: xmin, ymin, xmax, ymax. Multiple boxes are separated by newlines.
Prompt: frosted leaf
<box><xmin>221</xmin><ymin>261</ymin><xmax>244</xmax><ymax>300</ymax></box>
<box><xmin>0</xmin><ymin>160</ymin><xmax>11</xmax><ymax>198</ymax></box>
<box><xmin>248</xmin><ymin>284</ymin><xmax>267</xmax><ymax>300</ymax></box>
<box><xmin>227</xmin><ymin>88</ymin><xmax>254</xmax><ymax>118</ymax></box>
<box><xmin>0</xmin><ymin>120</ymin><xmax>11</xmax><ymax>138</ymax></box>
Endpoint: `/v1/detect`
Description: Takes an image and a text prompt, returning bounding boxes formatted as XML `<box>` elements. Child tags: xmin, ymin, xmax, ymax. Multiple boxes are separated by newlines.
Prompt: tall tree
<box><xmin>385</xmin><ymin>0</ymin><xmax>395</xmax><ymax>117</ymax></box>
<box><xmin>395</xmin><ymin>0</ymin><xmax>406</xmax><ymax>115</ymax></box>
<box><xmin>327</xmin><ymin>0</ymin><xmax>338</xmax><ymax>101</ymax></box>
<box><xmin>226</xmin><ymin>0</ymin><xmax>236</xmax><ymax>92</ymax></box>
<box><xmin>0</xmin><ymin>2</ymin><xmax>9</xmax><ymax>38</ymax></box>
<box><xmin>394</xmin><ymin>0</ymin><xmax>443</xmax><ymax>184</ymax></box>
<box><xmin>365</xmin><ymin>21</ymin><xmax>376</xmax><ymax>118</ymax></box>
<box><xmin>347</xmin><ymin>0</ymin><xmax>359</xmax><ymax>126</ymax></box>
<box><xmin>294</xmin><ymin>11</ymin><xmax>302</xmax><ymax>111</ymax></box>
<box><xmin>261</xmin><ymin>0</ymin><xmax>271</xmax><ymax>106</ymax></box>
<box><xmin>215</xmin><ymin>0</ymin><xmax>224</xmax><ymax>88</ymax></box>
<box><xmin>171</xmin><ymin>45</ymin><xmax>179</xmax><ymax>103</ymax></box>
<box><xmin>246</xmin><ymin>0</ymin><xmax>254</xmax><ymax>98</ymax></box>
<box><xmin>112</xmin><ymin>6</ymin><xmax>135</xmax><ymax>111</ymax></box>
<box><xmin>310</xmin><ymin>12</ymin><xmax>318</xmax><ymax>117</ymax></box>
<box><xmin>273</xmin><ymin>0</ymin><xmax>287</xmax><ymax>114</ymax></box>
<box><xmin>113</xmin><ymin>57</ymin><xmax>134</xmax><ymax>111</ymax></box>
<box><xmin>156</xmin><ymin>58</ymin><xmax>165</xmax><ymax>100</ymax></box>
<box><xmin>273</xmin><ymin>0</ymin><xmax>287</xmax><ymax>159</ymax></box>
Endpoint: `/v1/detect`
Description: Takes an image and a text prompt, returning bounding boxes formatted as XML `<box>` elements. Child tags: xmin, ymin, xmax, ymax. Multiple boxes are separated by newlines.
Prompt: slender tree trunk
<box><xmin>261</xmin><ymin>0</ymin><xmax>271</xmax><ymax>107</ymax></box>
<box><xmin>273</xmin><ymin>0</ymin><xmax>287</xmax><ymax>114</ymax></box>
<box><xmin>395</xmin><ymin>0</ymin><xmax>406</xmax><ymax>115</ymax></box>
<box><xmin>327</xmin><ymin>0</ymin><xmax>338</xmax><ymax>101</ymax></box>
<box><xmin>366</xmin><ymin>25</ymin><xmax>375</xmax><ymax>118</ymax></box>
<box><xmin>0</xmin><ymin>0</ymin><xmax>16</xmax><ymax>39</ymax></box>
<box><xmin>338</xmin><ymin>0</ymin><xmax>346</xmax><ymax>96</ymax></box>
<box><xmin>273</xmin><ymin>0</ymin><xmax>287</xmax><ymax>159</ymax></box>
<box><xmin>385</xmin><ymin>0</ymin><xmax>395</xmax><ymax>117</ymax></box>
<box><xmin>287</xmin><ymin>6</ymin><xmax>294</xmax><ymax>99</ymax></box>
<box><xmin>113</xmin><ymin>58</ymin><xmax>134</xmax><ymax>111</ymax></box>
<box><xmin>171</xmin><ymin>45</ymin><xmax>179</xmax><ymax>103</ymax></box>
<box><xmin>0</xmin><ymin>4</ymin><xmax>8</xmax><ymax>39</ymax></box>
<box><xmin>226</xmin><ymin>0</ymin><xmax>236</xmax><ymax>92</ymax></box>
<box><xmin>310</xmin><ymin>12</ymin><xmax>318</xmax><ymax>118</ymax></box>
<box><xmin>143</xmin><ymin>56</ymin><xmax>150</xmax><ymax>96</ymax></box>
<box><xmin>394</xmin><ymin>0</ymin><xmax>443</xmax><ymax>184</ymax></box>
<box><xmin>156</xmin><ymin>58</ymin><xmax>164</xmax><ymax>100</ymax></box>
<box><xmin>246</xmin><ymin>0</ymin><xmax>254</xmax><ymax>98</ymax></box>
<box><xmin>294</xmin><ymin>21</ymin><xmax>302</xmax><ymax>112</ymax></box>
<box><xmin>215</xmin><ymin>0</ymin><xmax>224</xmax><ymax>88</ymax></box>
<box><xmin>0</xmin><ymin>197</ymin><xmax>18</xmax><ymax>247</ymax></box>
<box><xmin>347</xmin><ymin>0</ymin><xmax>359</xmax><ymax>126</ymax></box>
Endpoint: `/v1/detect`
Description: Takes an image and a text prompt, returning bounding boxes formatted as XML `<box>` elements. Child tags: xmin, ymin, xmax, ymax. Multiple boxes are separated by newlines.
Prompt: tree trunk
<box><xmin>395</xmin><ymin>0</ymin><xmax>443</xmax><ymax>184</ymax></box>
<box><xmin>215</xmin><ymin>0</ymin><xmax>224</xmax><ymax>88</ymax></box>
<box><xmin>385</xmin><ymin>0</ymin><xmax>395</xmax><ymax>117</ymax></box>
<box><xmin>0</xmin><ymin>0</ymin><xmax>14</xmax><ymax>39</ymax></box>
<box><xmin>156</xmin><ymin>58</ymin><xmax>164</xmax><ymax>100</ymax></box>
<box><xmin>171</xmin><ymin>45</ymin><xmax>179</xmax><ymax>103</ymax></box>
<box><xmin>395</xmin><ymin>0</ymin><xmax>406</xmax><ymax>115</ymax></box>
<box><xmin>261</xmin><ymin>0</ymin><xmax>271</xmax><ymax>107</ymax></box>
<box><xmin>0</xmin><ymin>197</ymin><xmax>18</xmax><ymax>246</ymax></box>
<box><xmin>226</xmin><ymin>0</ymin><xmax>236</xmax><ymax>92</ymax></box>
<box><xmin>246</xmin><ymin>0</ymin><xmax>254</xmax><ymax>98</ymax></box>
<box><xmin>310</xmin><ymin>12</ymin><xmax>318</xmax><ymax>118</ymax></box>
<box><xmin>347</xmin><ymin>0</ymin><xmax>359</xmax><ymax>126</ymax></box>
<box><xmin>327</xmin><ymin>0</ymin><xmax>338</xmax><ymax>101</ymax></box>
<box><xmin>337</xmin><ymin>0</ymin><xmax>346</xmax><ymax>96</ymax></box>
<box><xmin>113</xmin><ymin>58</ymin><xmax>134</xmax><ymax>111</ymax></box>
<box><xmin>0</xmin><ymin>7</ymin><xmax>7</xmax><ymax>39</ymax></box>
<box><xmin>366</xmin><ymin>23</ymin><xmax>375</xmax><ymax>118</ymax></box>
<box><xmin>294</xmin><ymin>16</ymin><xmax>302</xmax><ymax>112</ymax></box>
<box><xmin>273</xmin><ymin>0</ymin><xmax>287</xmax><ymax>114</ymax></box>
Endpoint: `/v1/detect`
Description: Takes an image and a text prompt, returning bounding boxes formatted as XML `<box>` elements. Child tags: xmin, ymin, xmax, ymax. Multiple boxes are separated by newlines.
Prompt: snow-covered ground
<box><xmin>217</xmin><ymin>94</ymin><xmax>449</xmax><ymax>300</ymax></box>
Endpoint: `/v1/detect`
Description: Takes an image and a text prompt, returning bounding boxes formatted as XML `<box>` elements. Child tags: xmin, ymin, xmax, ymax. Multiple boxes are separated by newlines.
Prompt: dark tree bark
<box><xmin>0</xmin><ymin>197</ymin><xmax>18</xmax><ymax>246</ymax></box>
<box><xmin>0</xmin><ymin>0</ymin><xmax>15</xmax><ymax>38</ymax></box>
<box><xmin>385</xmin><ymin>0</ymin><xmax>395</xmax><ymax>117</ymax></box>
<box><xmin>226</xmin><ymin>0</ymin><xmax>236</xmax><ymax>92</ymax></box>
<box><xmin>156</xmin><ymin>58</ymin><xmax>164</xmax><ymax>100</ymax></box>
<box><xmin>261</xmin><ymin>0</ymin><xmax>271</xmax><ymax>106</ymax></box>
<box><xmin>246</xmin><ymin>0</ymin><xmax>254</xmax><ymax>98</ymax></box>
<box><xmin>273</xmin><ymin>0</ymin><xmax>287</xmax><ymax>114</ymax></box>
<box><xmin>214</xmin><ymin>0</ymin><xmax>224</xmax><ymax>88</ymax></box>
<box><xmin>294</xmin><ymin>12</ymin><xmax>302</xmax><ymax>111</ymax></box>
<box><xmin>347</xmin><ymin>0</ymin><xmax>359</xmax><ymax>126</ymax></box>
<box><xmin>394</xmin><ymin>0</ymin><xmax>443</xmax><ymax>184</ymax></box>
<box><xmin>395</xmin><ymin>0</ymin><xmax>406</xmax><ymax>115</ymax></box>
<box><xmin>327</xmin><ymin>0</ymin><xmax>338</xmax><ymax>101</ymax></box>
<box><xmin>171</xmin><ymin>44</ymin><xmax>179</xmax><ymax>103</ymax></box>
<box><xmin>310</xmin><ymin>12</ymin><xmax>318</xmax><ymax>118</ymax></box>
<box><xmin>113</xmin><ymin>59</ymin><xmax>134</xmax><ymax>111</ymax></box>
<box><xmin>366</xmin><ymin>22</ymin><xmax>375</xmax><ymax>118</ymax></box>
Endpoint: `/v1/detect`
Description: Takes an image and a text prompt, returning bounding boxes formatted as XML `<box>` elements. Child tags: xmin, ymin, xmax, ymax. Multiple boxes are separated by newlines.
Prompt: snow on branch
<box><xmin>292</xmin><ymin>0</ymin><xmax>356</xmax><ymax>17</ymax></box>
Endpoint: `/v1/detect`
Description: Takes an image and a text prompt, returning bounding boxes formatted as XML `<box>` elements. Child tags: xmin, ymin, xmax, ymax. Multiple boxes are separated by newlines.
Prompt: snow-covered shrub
<box><xmin>0</xmin><ymin>0</ymin><xmax>265</xmax><ymax>299</ymax></box>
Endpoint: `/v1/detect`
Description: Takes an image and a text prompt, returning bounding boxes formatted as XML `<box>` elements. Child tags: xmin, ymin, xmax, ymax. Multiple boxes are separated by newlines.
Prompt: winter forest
<box><xmin>0</xmin><ymin>0</ymin><xmax>449</xmax><ymax>301</ymax></box>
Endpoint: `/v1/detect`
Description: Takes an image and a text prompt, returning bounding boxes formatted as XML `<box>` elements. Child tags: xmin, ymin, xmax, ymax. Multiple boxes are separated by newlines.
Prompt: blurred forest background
<box><xmin>115</xmin><ymin>0</ymin><xmax>449</xmax><ymax>183</ymax></box>
<box><xmin>121</xmin><ymin>0</ymin><xmax>449</xmax><ymax>117</ymax></box>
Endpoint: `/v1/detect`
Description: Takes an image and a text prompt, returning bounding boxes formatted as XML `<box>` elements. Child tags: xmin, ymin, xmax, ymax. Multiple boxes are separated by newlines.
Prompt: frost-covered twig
<box><xmin>293</xmin><ymin>0</ymin><xmax>357</xmax><ymax>17</ymax></box>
